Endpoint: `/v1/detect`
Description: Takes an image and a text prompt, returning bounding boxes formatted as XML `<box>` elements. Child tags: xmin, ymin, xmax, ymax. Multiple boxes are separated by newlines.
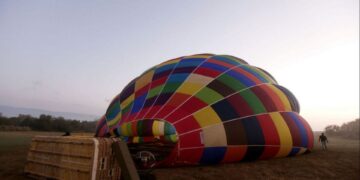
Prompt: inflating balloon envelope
<box><xmin>95</xmin><ymin>54</ymin><xmax>314</xmax><ymax>168</ymax></box>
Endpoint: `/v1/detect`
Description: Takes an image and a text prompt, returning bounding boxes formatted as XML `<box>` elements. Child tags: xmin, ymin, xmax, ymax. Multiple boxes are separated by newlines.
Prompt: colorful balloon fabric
<box><xmin>95</xmin><ymin>53</ymin><xmax>314</xmax><ymax>166</ymax></box>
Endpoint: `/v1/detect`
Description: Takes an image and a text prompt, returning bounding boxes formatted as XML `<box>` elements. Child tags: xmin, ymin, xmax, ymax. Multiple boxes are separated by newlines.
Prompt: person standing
<box><xmin>319</xmin><ymin>133</ymin><xmax>328</xmax><ymax>150</ymax></box>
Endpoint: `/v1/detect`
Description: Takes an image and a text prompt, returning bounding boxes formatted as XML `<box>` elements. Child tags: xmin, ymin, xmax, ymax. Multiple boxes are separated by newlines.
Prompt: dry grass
<box><xmin>0</xmin><ymin>131</ymin><xmax>358</xmax><ymax>180</ymax></box>
<box><xmin>153</xmin><ymin>133</ymin><xmax>359</xmax><ymax>180</ymax></box>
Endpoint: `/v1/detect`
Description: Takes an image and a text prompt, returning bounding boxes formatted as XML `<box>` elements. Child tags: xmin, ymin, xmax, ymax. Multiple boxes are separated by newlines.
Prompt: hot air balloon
<box><xmin>95</xmin><ymin>54</ymin><xmax>314</xmax><ymax>167</ymax></box>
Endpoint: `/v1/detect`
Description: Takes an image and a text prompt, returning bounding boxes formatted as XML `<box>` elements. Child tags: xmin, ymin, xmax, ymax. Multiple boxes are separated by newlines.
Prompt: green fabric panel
<box><xmin>162</xmin><ymin>82</ymin><xmax>182</xmax><ymax>93</ymax></box>
<box><xmin>239</xmin><ymin>89</ymin><xmax>267</xmax><ymax>114</ymax></box>
<box><xmin>121</xmin><ymin>102</ymin><xmax>133</xmax><ymax>114</ymax></box>
<box><xmin>217</xmin><ymin>74</ymin><xmax>247</xmax><ymax>91</ymax></box>
<box><xmin>147</xmin><ymin>85</ymin><xmax>164</xmax><ymax>98</ymax></box>
<box><xmin>137</xmin><ymin>120</ymin><xmax>143</xmax><ymax>136</ymax></box>
<box><xmin>164</xmin><ymin>122</ymin><xmax>176</xmax><ymax>135</ymax></box>
<box><xmin>126</xmin><ymin>123</ymin><xmax>132</xmax><ymax>136</ymax></box>
<box><xmin>219</xmin><ymin>55</ymin><xmax>244</xmax><ymax>65</ymax></box>
<box><xmin>169</xmin><ymin>134</ymin><xmax>178</xmax><ymax>142</ymax></box>
<box><xmin>195</xmin><ymin>87</ymin><xmax>224</xmax><ymax>104</ymax></box>
<box><xmin>106</xmin><ymin>100</ymin><xmax>121</xmax><ymax>121</ymax></box>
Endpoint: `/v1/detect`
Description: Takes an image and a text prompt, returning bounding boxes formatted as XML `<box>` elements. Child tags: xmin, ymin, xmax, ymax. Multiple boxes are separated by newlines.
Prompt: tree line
<box><xmin>0</xmin><ymin>113</ymin><xmax>97</xmax><ymax>132</ymax></box>
<box><xmin>324</xmin><ymin>118</ymin><xmax>359</xmax><ymax>139</ymax></box>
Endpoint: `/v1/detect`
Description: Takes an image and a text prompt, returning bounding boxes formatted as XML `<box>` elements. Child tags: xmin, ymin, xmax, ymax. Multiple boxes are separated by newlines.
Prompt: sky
<box><xmin>0</xmin><ymin>0</ymin><xmax>358</xmax><ymax>131</ymax></box>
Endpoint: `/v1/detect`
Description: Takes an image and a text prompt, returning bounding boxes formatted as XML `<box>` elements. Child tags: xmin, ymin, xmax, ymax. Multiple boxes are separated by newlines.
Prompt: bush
<box><xmin>0</xmin><ymin>113</ymin><xmax>97</xmax><ymax>133</ymax></box>
<box><xmin>325</xmin><ymin>119</ymin><xmax>359</xmax><ymax>139</ymax></box>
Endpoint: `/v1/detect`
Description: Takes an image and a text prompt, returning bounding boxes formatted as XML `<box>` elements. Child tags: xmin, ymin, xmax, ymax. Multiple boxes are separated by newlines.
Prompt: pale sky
<box><xmin>0</xmin><ymin>0</ymin><xmax>358</xmax><ymax>130</ymax></box>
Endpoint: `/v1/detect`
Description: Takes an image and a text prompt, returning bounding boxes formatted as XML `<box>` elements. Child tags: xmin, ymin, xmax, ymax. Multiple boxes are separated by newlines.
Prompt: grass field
<box><xmin>0</xmin><ymin>131</ymin><xmax>358</xmax><ymax>180</ymax></box>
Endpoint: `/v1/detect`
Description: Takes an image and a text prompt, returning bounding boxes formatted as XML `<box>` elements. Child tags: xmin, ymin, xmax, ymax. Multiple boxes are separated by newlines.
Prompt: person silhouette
<box><xmin>319</xmin><ymin>133</ymin><xmax>328</xmax><ymax>150</ymax></box>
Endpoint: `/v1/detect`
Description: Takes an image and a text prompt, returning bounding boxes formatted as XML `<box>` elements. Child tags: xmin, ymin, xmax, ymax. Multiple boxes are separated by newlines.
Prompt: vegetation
<box><xmin>0</xmin><ymin>113</ymin><xmax>97</xmax><ymax>133</ymax></box>
<box><xmin>324</xmin><ymin>118</ymin><xmax>359</xmax><ymax>139</ymax></box>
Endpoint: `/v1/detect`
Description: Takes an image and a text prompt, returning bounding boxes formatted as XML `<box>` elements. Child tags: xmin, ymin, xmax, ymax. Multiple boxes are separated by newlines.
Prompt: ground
<box><xmin>0</xmin><ymin>131</ymin><xmax>358</xmax><ymax>180</ymax></box>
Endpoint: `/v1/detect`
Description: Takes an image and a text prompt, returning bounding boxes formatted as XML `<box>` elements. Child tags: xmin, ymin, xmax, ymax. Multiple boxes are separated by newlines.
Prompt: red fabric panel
<box><xmin>131</xmin><ymin>122</ymin><xmax>138</xmax><ymax>136</ymax></box>
<box><xmin>257</xmin><ymin>114</ymin><xmax>280</xmax><ymax>145</ymax></box>
<box><xmin>166</xmin><ymin>97</ymin><xmax>206</xmax><ymax>123</ymax></box>
<box><xmin>165</xmin><ymin>108</ymin><xmax>190</xmax><ymax>123</ymax></box>
<box><xmin>180</xmin><ymin>97</ymin><xmax>207</xmax><ymax>114</ymax></box>
<box><xmin>134</xmin><ymin>107</ymin><xmax>150</xmax><ymax>120</ymax></box>
<box><xmin>259</xmin><ymin>146</ymin><xmax>280</xmax><ymax>160</ymax></box>
<box><xmin>233</xmin><ymin>67</ymin><xmax>262</xmax><ymax>84</ymax></box>
<box><xmin>227</xmin><ymin>93</ymin><xmax>254</xmax><ymax>117</ymax></box>
<box><xmin>174</xmin><ymin>116</ymin><xmax>200</xmax><ymax>134</ymax></box>
<box><xmin>281</xmin><ymin>113</ymin><xmax>302</xmax><ymax>147</ymax></box>
<box><xmin>159</xmin><ymin>145</ymin><xmax>179</xmax><ymax>167</ymax></box>
<box><xmin>260</xmin><ymin>85</ymin><xmax>285</xmax><ymax>111</ymax></box>
<box><xmin>144</xmin><ymin>105</ymin><xmax>162</xmax><ymax>118</ymax></box>
<box><xmin>135</xmin><ymin>84</ymin><xmax>150</xmax><ymax>97</ymax></box>
<box><xmin>126</xmin><ymin>113</ymin><xmax>136</xmax><ymax>122</ymax></box>
<box><xmin>177</xmin><ymin>148</ymin><xmax>203</xmax><ymax>165</ymax></box>
<box><xmin>193</xmin><ymin>67</ymin><xmax>221</xmax><ymax>78</ymax></box>
<box><xmin>150</xmin><ymin>76</ymin><xmax>167</xmax><ymax>88</ymax></box>
<box><xmin>251</xmin><ymin>86</ymin><xmax>277</xmax><ymax>112</ymax></box>
<box><xmin>221</xmin><ymin>146</ymin><xmax>247</xmax><ymax>163</ymax></box>
<box><xmin>155</xmin><ymin>105</ymin><xmax>176</xmax><ymax>119</ymax></box>
<box><xmin>257</xmin><ymin>114</ymin><xmax>281</xmax><ymax>159</ymax></box>
<box><xmin>179</xmin><ymin>130</ymin><xmax>203</xmax><ymax>148</ymax></box>
<box><xmin>155</xmin><ymin>93</ymin><xmax>191</xmax><ymax>118</ymax></box>
<box><xmin>207</xmin><ymin>58</ymin><xmax>236</xmax><ymax>69</ymax></box>
<box><xmin>121</xmin><ymin>111</ymin><xmax>131</xmax><ymax>123</ymax></box>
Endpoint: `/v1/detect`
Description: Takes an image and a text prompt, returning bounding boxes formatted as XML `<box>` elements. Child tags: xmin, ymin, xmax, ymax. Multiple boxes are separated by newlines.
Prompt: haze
<box><xmin>0</xmin><ymin>0</ymin><xmax>358</xmax><ymax>131</ymax></box>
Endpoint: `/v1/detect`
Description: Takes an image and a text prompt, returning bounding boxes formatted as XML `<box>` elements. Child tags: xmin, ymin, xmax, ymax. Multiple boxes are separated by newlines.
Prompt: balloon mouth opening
<box><xmin>112</xmin><ymin>119</ymin><xmax>178</xmax><ymax>168</ymax></box>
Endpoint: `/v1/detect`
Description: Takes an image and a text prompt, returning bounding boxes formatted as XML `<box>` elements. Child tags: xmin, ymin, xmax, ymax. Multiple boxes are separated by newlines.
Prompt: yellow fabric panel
<box><xmin>120</xmin><ymin>123</ymin><xmax>129</xmax><ymax>136</ymax></box>
<box><xmin>152</xmin><ymin>120</ymin><xmax>165</xmax><ymax>136</ymax></box>
<box><xmin>193</xmin><ymin>107</ymin><xmax>222</xmax><ymax>127</ymax></box>
<box><xmin>202</xmin><ymin>123</ymin><xmax>227</xmax><ymax>147</ymax></box>
<box><xmin>183</xmin><ymin>54</ymin><xmax>213</xmax><ymax>59</ymax></box>
<box><xmin>270</xmin><ymin>112</ymin><xmax>293</xmax><ymax>157</ymax></box>
<box><xmin>120</xmin><ymin>94</ymin><xmax>134</xmax><ymax>109</ymax></box>
<box><xmin>186</xmin><ymin>73</ymin><xmax>213</xmax><ymax>85</ymax></box>
<box><xmin>157</xmin><ymin>58</ymin><xmax>181</xmax><ymax>66</ymax></box>
<box><xmin>268</xmin><ymin>85</ymin><xmax>292</xmax><ymax>111</ymax></box>
<box><xmin>176</xmin><ymin>82</ymin><xmax>204</xmax><ymax>95</ymax></box>
<box><xmin>135</xmin><ymin>70</ymin><xmax>154</xmax><ymax>91</ymax></box>
<box><xmin>107</xmin><ymin>113</ymin><xmax>122</xmax><ymax>127</ymax></box>
<box><xmin>169</xmin><ymin>134</ymin><xmax>179</xmax><ymax>142</ymax></box>
<box><xmin>133</xmin><ymin>136</ymin><xmax>139</xmax><ymax>143</ymax></box>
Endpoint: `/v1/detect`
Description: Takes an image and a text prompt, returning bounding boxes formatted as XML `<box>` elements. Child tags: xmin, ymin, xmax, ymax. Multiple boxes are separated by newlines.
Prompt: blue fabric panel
<box><xmin>288</xmin><ymin>147</ymin><xmax>301</xmax><ymax>156</ymax></box>
<box><xmin>211</xmin><ymin>99</ymin><xmax>239</xmax><ymax>121</ymax></box>
<box><xmin>242</xmin><ymin>116</ymin><xmax>265</xmax><ymax>145</ymax></box>
<box><xmin>177</xmin><ymin>58</ymin><xmax>206</xmax><ymax>68</ymax></box>
<box><xmin>131</xmin><ymin>93</ymin><xmax>147</xmax><ymax>113</ymax></box>
<box><xmin>241</xmin><ymin>66</ymin><xmax>268</xmax><ymax>83</ymax></box>
<box><xmin>155</xmin><ymin>63</ymin><xmax>177</xmax><ymax>73</ymax></box>
<box><xmin>226</xmin><ymin>70</ymin><xmax>255</xmax><ymax>87</ymax></box>
<box><xmin>200</xmin><ymin>147</ymin><xmax>227</xmax><ymax>164</ymax></box>
<box><xmin>200</xmin><ymin>62</ymin><xmax>229</xmax><ymax>72</ymax></box>
<box><xmin>289</xmin><ymin>112</ymin><xmax>308</xmax><ymax>147</ymax></box>
<box><xmin>167</xmin><ymin>73</ymin><xmax>188</xmax><ymax>83</ymax></box>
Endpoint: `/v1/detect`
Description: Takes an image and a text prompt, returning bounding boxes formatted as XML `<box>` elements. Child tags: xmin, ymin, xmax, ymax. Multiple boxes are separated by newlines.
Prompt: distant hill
<box><xmin>0</xmin><ymin>105</ymin><xmax>99</xmax><ymax>121</ymax></box>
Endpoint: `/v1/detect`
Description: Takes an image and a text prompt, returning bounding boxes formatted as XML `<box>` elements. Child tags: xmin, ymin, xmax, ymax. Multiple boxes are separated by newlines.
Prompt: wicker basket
<box><xmin>24</xmin><ymin>136</ymin><xmax>121</xmax><ymax>180</ymax></box>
